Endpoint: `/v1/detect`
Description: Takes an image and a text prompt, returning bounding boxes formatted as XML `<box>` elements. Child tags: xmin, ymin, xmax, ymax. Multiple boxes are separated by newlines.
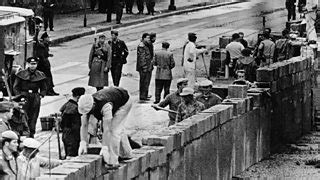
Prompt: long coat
<box><xmin>136</xmin><ymin>41</ymin><xmax>153</xmax><ymax>72</ymax></box>
<box><xmin>88</xmin><ymin>42</ymin><xmax>112</xmax><ymax>87</ymax></box>
<box><xmin>154</xmin><ymin>49</ymin><xmax>175</xmax><ymax>80</ymax></box>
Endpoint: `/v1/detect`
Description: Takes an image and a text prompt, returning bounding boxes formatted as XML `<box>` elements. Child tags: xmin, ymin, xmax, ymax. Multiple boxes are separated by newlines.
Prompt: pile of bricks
<box><xmin>255</xmin><ymin>56</ymin><xmax>314</xmax><ymax>152</ymax></box>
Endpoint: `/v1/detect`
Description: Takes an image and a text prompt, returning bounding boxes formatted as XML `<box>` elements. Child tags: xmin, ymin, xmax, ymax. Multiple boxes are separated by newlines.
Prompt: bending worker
<box><xmin>77</xmin><ymin>87</ymin><xmax>133</xmax><ymax>168</ymax></box>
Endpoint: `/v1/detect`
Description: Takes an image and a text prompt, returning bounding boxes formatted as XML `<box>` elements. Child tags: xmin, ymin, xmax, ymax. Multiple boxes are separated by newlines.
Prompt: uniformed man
<box><xmin>13</xmin><ymin>57</ymin><xmax>47</xmax><ymax>138</ymax></box>
<box><xmin>42</xmin><ymin>0</ymin><xmax>56</xmax><ymax>31</ymax></box>
<box><xmin>125</xmin><ymin>0</ymin><xmax>134</xmax><ymax>14</ymax></box>
<box><xmin>35</xmin><ymin>32</ymin><xmax>59</xmax><ymax>96</ymax></box>
<box><xmin>153</xmin><ymin>78</ymin><xmax>188</xmax><ymax>126</ymax></box>
<box><xmin>78</xmin><ymin>87</ymin><xmax>133</xmax><ymax>168</ymax></box>
<box><xmin>136</xmin><ymin>0</ymin><xmax>144</xmax><ymax>14</ymax></box>
<box><xmin>0</xmin><ymin>130</ymin><xmax>19</xmax><ymax>180</ymax></box>
<box><xmin>136</xmin><ymin>33</ymin><xmax>153</xmax><ymax>101</ymax></box>
<box><xmin>17</xmin><ymin>138</ymin><xmax>62</xmax><ymax>179</ymax></box>
<box><xmin>109</xmin><ymin>30</ymin><xmax>129</xmax><ymax>86</ymax></box>
<box><xmin>195</xmin><ymin>79</ymin><xmax>222</xmax><ymax>109</ymax></box>
<box><xmin>146</xmin><ymin>0</ymin><xmax>155</xmax><ymax>15</ymax></box>
<box><xmin>176</xmin><ymin>87</ymin><xmax>205</xmax><ymax>123</ymax></box>
<box><xmin>60</xmin><ymin>87</ymin><xmax>85</xmax><ymax>158</ymax></box>
<box><xmin>0</xmin><ymin>102</ymin><xmax>15</xmax><ymax>137</ymax></box>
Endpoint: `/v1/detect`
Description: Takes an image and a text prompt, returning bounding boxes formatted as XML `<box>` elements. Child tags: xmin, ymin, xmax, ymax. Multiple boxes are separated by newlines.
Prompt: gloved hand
<box><xmin>100</xmin><ymin>146</ymin><xmax>111</xmax><ymax>164</ymax></box>
<box><xmin>78</xmin><ymin>141</ymin><xmax>87</xmax><ymax>156</ymax></box>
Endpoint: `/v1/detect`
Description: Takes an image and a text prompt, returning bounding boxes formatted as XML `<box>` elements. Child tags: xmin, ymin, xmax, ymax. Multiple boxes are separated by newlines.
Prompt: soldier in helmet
<box><xmin>0</xmin><ymin>130</ymin><xmax>19</xmax><ymax>179</ymax></box>
<box><xmin>13</xmin><ymin>57</ymin><xmax>47</xmax><ymax>138</ymax></box>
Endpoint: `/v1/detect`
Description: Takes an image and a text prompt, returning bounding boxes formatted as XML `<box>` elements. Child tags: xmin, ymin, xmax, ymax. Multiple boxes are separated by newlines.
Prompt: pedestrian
<box><xmin>136</xmin><ymin>0</ymin><xmax>144</xmax><ymax>14</ymax></box>
<box><xmin>257</xmin><ymin>32</ymin><xmax>275</xmax><ymax>67</ymax></box>
<box><xmin>88</xmin><ymin>34</ymin><xmax>112</xmax><ymax>91</ymax></box>
<box><xmin>195</xmin><ymin>79</ymin><xmax>222</xmax><ymax>109</ymax></box>
<box><xmin>42</xmin><ymin>0</ymin><xmax>56</xmax><ymax>31</ymax></box>
<box><xmin>239</xmin><ymin>32</ymin><xmax>248</xmax><ymax>48</ymax></box>
<box><xmin>183</xmin><ymin>33</ymin><xmax>207</xmax><ymax>88</ymax></box>
<box><xmin>35</xmin><ymin>32</ymin><xmax>59</xmax><ymax>96</ymax></box>
<box><xmin>78</xmin><ymin>87</ymin><xmax>133</xmax><ymax>168</ymax></box>
<box><xmin>90</xmin><ymin>0</ymin><xmax>97</xmax><ymax>11</ymax></box>
<box><xmin>176</xmin><ymin>87</ymin><xmax>205</xmax><ymax>123</ymax></box>
<box><xmin>274</xmin><ymin>29</ymin><xmax>290</xmax><ymax>62</ymax></box>
<box><xmin>136</xmin><ymin>33</ymin><xmax>153</xmax><ymax>101</ymax></box>
<box><xmin>0</xmin><ymin>130</ymin><xmax>19</xmax><ymax>180</ymax></box>
<box><xmin>60</xmin><ymin>87</ymin><xmax>85</xmax><ymax>158</ymax></box>
<box><xmin>115</xmin><ymin>0</ymin><xmax>125</xmax><ymax>24</ymax></box>
<box><xmin>125</xmin><ymin>0</ymin><xmax>134</xmax><ymax>13</ymax></box>
<box><xmin>0</xmin><ymin>101</ymin><xmax>15</xmax><ymax>136</ymax></box>
<box><xmin>109</xmin><ymin>30</ymin><xmax>129</xmax><ymax>87</ymax></box>
<box><xmin>233</xmin><ymin>70</ymin><xmax>256</xmax><ymax>88</ymax></box>
<box><xmin>152</xmin><ymin>78</ymin><xmax>188</xmax><ymax>126</ymax></box>
<box><xmin>146</xmin><ymin>0</ymin><xmax>155</xmax><ymax>15</ymax></box>
<box><xmin>225</xmin><ymin>33</ymin><xmax>245</xmax><ymax>78</ymax></box>
<box><xmin>106</xmin><ymin>0</ymin><xmax>113</xmax><ymax>22</ymax></box>
<box><xmin>153</xmin><ymin>42</ymin><xmax>175</xmax><ymax>104</ymax></box>
<box><xmin>13</xmin><ymin>57</ymin><xmax>47</xmax><ymax>138</ymax></box>
<box><xmin>286</xmin><ymin>0</ymin><xmax>296</xmax><ymax>21</ymax></box>
<box><xmin>17</xmin><ymin>138</ymin><xmax>61</xmax><ymax>179</ymax></box>
<box><xmin>235</xmin><ymin>48</ymin><xmax>258</xmax><ymax>83</ymax></box>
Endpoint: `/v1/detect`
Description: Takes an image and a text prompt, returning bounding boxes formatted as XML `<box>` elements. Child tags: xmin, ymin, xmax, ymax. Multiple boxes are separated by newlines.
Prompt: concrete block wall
<box><xmin>255</xmin><ymin>56</ymin><xmax>314</xmax><ymax>153</ymax></box>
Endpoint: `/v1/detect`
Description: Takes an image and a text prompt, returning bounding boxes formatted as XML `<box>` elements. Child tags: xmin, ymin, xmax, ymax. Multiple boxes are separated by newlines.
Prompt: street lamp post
<box><xmin>84</xmin><ymin>0</ymin><xmax>87</xmax><ymax>27</ymax></box>
<box><xmin>168</xmin><ymin>0</ymin><xmax>176</xmax><ymax>10</ymax></box>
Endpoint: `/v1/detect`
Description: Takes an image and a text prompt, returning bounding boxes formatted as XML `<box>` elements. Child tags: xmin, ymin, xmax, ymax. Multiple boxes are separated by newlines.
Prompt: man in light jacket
<box><xmin>183</xmin><ymin>33</ymin><xmax>206</xmax><ymax>88</ymax></box>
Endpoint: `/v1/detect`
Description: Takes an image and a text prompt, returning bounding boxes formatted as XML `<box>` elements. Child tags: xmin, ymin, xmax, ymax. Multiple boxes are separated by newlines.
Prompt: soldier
<box><xmin>78</xmin><ymin>87</ymin><xmax>133</xmax><ymax>168</ymax></box>
<box><xmin>13</xmin><ymin>57</ymin><xmax>47</xmax><ymax>138</ymax></box>
<box><xmin>109</xmin><ymin>30</ymin><xmax>129</xmax><ymax>86</ymax></box>
<box><xmin>42</xmin><ymin>0</ymin><xmax>56</xmax><ymax>31</ymax></box>
<box><xmin>125</xmin><ymin>0</ymin><xmax>134</xmax><ymax>14</ymax></box>
<box><xmin>136</xmin><ymin>33</ymin><xmax>153</xmax><ymax>101</ymax></box>
<box><xmin>195</xmin><ymin>79</ymin><xmax>222</xmax><ymax>109</ymax></box>
<box><xmin>17</xmin><ymin>138</ymin><xmax>61</xmax><ymax>179</ymax></box>
<box><xmin>35</xmin><ymin>32</ymin><xmax>59</xmax><ymax>96</ymax></box>
<box><xmin>0</xmin><ymin>130</ymin><xmax>19</xmax><ymax>180</ymax></box>
<box><xmin>153</xmin><ymin>78</ymin><xmax>188</xmax><ymax>126</ymax></box>
<box><xmin>146</xmin><ymin>0</ymin><xmax>155</xmax><ymax>15</ymax></box>
<box><xmin>88</xmin><ymin>34</ymin><xmax>112</xmax><ymax>91</ymax></box>
<box><xmin>115</xmin><ymin>0</ymin><xmax>125</xmax><ymax>24</ymax></box>
<box><xmin>136</xmin><ymin>0</ymin><xmax>144</xmax><ymax>14</ymax></box>
<box><xmin>60</xmin><ymin>87</ymin><xmax>85</xmax><ymax>158</ymax></box>
<box><xmin>153</xmin><ymin>42</ymin><xmax>175</xmax><ymax>103</ymax></box>
<box><xmin>176</xmin><ymin>87</ymin><xmax>205</xmax><ymax>123</ymax></box>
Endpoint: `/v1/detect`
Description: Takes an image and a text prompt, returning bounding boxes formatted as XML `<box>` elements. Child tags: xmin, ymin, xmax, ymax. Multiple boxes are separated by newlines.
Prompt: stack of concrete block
<box><xmin>255</xmin><ymin>56</ymin><xmax>313</xmax><ymax>152</ymax></box>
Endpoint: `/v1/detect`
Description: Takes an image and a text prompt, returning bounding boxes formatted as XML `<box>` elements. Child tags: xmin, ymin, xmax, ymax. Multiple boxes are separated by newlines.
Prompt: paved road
<box><xmin>36</xmin><ymin>0</ymin><xmax>287</xmax><ymax>161</ymax></box>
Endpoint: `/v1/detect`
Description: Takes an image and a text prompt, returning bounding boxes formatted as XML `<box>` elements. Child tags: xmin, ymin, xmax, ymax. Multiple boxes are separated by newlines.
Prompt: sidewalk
<box><xmin>45</xmin><ymin>0</ymin><xmax>238</xmax><ymax>45</ymax></box>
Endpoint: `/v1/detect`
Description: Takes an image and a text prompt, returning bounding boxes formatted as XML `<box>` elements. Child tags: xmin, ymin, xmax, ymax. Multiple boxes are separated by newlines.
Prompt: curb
<box><xmin>50</xmin><ymin>1</ymin><xmax>240</xmax><ymax>46</ymax></box>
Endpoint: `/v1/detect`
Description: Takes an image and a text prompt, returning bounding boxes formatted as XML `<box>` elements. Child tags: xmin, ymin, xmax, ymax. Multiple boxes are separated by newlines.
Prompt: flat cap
<box><xmin>188</xmin><ymin>33</ymin><xmax>196</xmax><ymax>38</ymax></box>
<box><xmin>78</xmin><ymin>94</ymin><xmax>94</xmax><ymax>114</ymax></box>
<box><xmin>23</xmin><ymin>138</ymin><xmax>41</xmax><ymax>149</ymax></box>
<box><xmin>180</xmin><ymin>87</ymin><xmax>194</xmax><ymax>96</ymax></box>
<box><xmin>177</xmin><ymin>78</ymin><xmax>188</xmax><ymax>84</ymax></box>
<box><xmin>2</xmin><ymin>130</ymin><xmax>18</xmax><ymax>140</ymax></box>
<box><xmin>72</xmin><ymin>87</ymin><xmax>85</xmax><ymax>97</ymax></box>
<box><xmin>199</xmin><ymin>79</ymin><xmax>213</xmax><ymax>87</ymax></box>
<box><xmin>111</xmin><ymin>30</ymin><xmax>119</xmax><ymax>36</ymax></box>
<box><xmin>97</xmin><ymin>33</ymin><xmax>106</xmax><ymax>38</ymax></box>
<box><xmin>26</xmin><ymin>57</ymin><xmax>39</xmax><ymax>63</ymax></box>
<box><xmin>0</xmin><ymin>101</ymin><xmax>14</xmax><ymax>113</ymax></box>
<box><xmin>40</xmin><ymin>32</ymin><xmax>49</xmax><ymax>39</ymax></box>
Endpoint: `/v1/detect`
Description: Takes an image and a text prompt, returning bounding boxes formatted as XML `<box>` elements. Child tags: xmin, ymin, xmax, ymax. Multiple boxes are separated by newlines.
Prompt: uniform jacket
<box><xmin>88</xmin><ymin>42</ymin><xmax>112</xmax><ymax>87</ymax></box>
<box><xmin>136</xmin><ymin>41</ymin><xmax>153</xmax><ymax>72</ymax></box>
<box><xmin>109</xmin><ymin>39</ymin><xmax>129</xmax><ymax>65</ymax></box>
<box><xmin>154</xmin><ymin>49</ymin><xmax>175</xmax><ymax>80</ymax></box>
<box><xmin>13</xmin><ymin>69</ymin><xmax>47</xmax><ymax>97</ymax></box>
<box><xmin>0</xmin><ymin>150</ymin><xmax>18</xmax><ymax>180</ymax></box>
<box><xmin>35</xmin><ymin>41</ymin><xmax>51</xmax><ymax>77</ymax></box>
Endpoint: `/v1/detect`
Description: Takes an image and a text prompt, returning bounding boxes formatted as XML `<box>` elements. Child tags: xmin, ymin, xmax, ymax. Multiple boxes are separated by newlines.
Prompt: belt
<box><xmin>22</xmin><ymin>90</ymin><xmax>39</xmax><ymax>93</ymax></box>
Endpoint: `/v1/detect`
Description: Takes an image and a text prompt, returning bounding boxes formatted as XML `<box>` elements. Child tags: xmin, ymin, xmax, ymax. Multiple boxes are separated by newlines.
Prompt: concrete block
<box><xmin>67</xmin><ymin>155</ymin><xmax>101</xmax><ymax>179</ymax></box>
<box><xmin>245</xmin><ymin>109</ymin><xmax>259</xmax><ymax>167</ymax></box>
<box><xmin>168</xmin><ymin>148</ymin><xmax>185</xmax><ymax>178</ymax></box>
<box><xmin>247</xmin><ymin>93</ymin><xmax>262</xmax><ymax>107</ymax></box>
<box><xmin>87</xmin><ymin>144</ymin><xmax>101</xmax><ymax>155</ymax></box>
<box><xmin>36</xmin><ymin>175</ymin><xmax>68</xmax><ymax>180</ymax></box>
<box><xmin>209</xmin><ymin>104</ymin><xmax>233</xmax><ymax>125</ymax></box>
<box><xmin>136</xmin><ymin>172</ymin><xmax>148</xmax><ymax>180</ymax></box>
<box><xmin>256</xmin><ymin>67</ymin><xmax>274</xmax><ymax>81</ymax></box>
<box><xmin>228</xmin><ymin>85</ymin><xmax>248</xmax><ymax>98</ymax></box>
<box><xmin>44</xmin><ymin>166</ymin><xmax>78</xmax><ymax>180</ymax></box>
<box><xmin>288</xmin><ymin>61</ymin><xmax>295</xmax><ymax>74</ymax></box>
<box><xmin>233</xmin><ymin>115</ymin><xmax>246</xmax><ymax>175</ymax></box>
<box><xmin>222</xmin><ymin>99</ymin><xmax>240</xmax><ymax>117</ymax></box>
<box><xmin>124</xmin><ymin>157</ymin><xmax>140</xmax><ymax>179</ymax></box>
<box><xmin>111</xmin><ymin>164</ymin><xmax>128</xmax><ymax>180</ymax></box>
<box><xmin>245</xmin><ymin>96</ymin><xmax>254</xmax><ymax>112</ymax></box>
<box><xmin>58</xmin><ymin>162</ymin><xmax>87</xmax><ymax>180</ymax></box>
<box><xmin>255</xmin><ymin>82</ymin><xmax>271</xmax><ymax>89</ymax></box>
<box><xmin>144</xmin><ymin>135</ymin><xmax>174</xmax><ymax>154</ymax></box>
<box><xmin>141</xmin><ymin>146</ymin><xmax>167</xmax><ymax>166</ymax></box>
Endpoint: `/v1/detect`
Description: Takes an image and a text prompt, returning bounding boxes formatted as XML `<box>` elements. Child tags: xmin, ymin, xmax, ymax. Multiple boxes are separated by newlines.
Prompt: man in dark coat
<box><xmin>35</xmin><ymin>32</ymin><xmax>58</xmax><ymax>96</ymax></box>
<box><xmin>98</xmin><ymin>0</ymin><xmax>107</xmax><ymax>13</ymax></box>
<box><xmin>60</xmin><ymin>87</ymin><xmax>85</xmax><ymax>158</ymax></box>
<box><xmin>153</xmin><ymin>42</ymin><xmax>175</xmax><ymax>103</ymax></box>
<box><xmin>146</xmin><ymin>0</ymin><xmax>155</xmax><ymax>15</ymax></box>
<box><xmin>125</xmin><ymin>0</ymin><xmax>134</xmax><ymax>14</ymax></box>
<box><xmin>42</xmin><ymin>0</ymin><xmax>56</xmax><ymax>31</ymax></box>
<box><xmin>107</xmin><ymin>0</ymin><xmax>125</xmax><ymax>24</ymax></box>
<box><xmin>13</xmin><ymin>57</ymin><xmax>47</xmax><ymax>138</ymax></box>
<box><xmin>136</xmin><ymin>0</ymin><xmax>144</xmax><ymax>14</ymax></box>
<box><xmin>136</xmin><ymin>33</ymin><xmax>153</xmax><ymax>101</ymax></box>
<box><xmin>286</xmin><ymin>0</ymin><xmax>296</xmax><ymax>21</ymax></box>
<box><xmin>109</xmin><ymin>30</ymin><xmax>129</xmax><ymax>86</ymax></box>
